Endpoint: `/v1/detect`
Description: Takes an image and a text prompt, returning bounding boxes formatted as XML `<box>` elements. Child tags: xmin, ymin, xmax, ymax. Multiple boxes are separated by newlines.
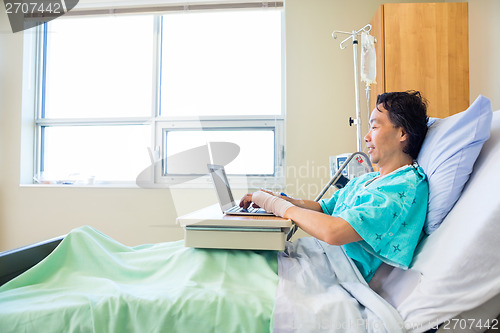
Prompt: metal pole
<box><xmin>286</xmin><ymin>151</ymin><xmax>373</xmax><ymax>241</ymax></box>
<box><xmin>332</xmin><ymin>24</ymin><xmax>372</xmax><ymax>152</ymax></box>
<box><xmin>352</xmin><ymin>34</ymin><xmax>362</xmax><ymax>152</ymax></box>
<box><xmin>313</xmin><ymin>151</ymin><xmax>372</xmax><ymax>202</ymax></box>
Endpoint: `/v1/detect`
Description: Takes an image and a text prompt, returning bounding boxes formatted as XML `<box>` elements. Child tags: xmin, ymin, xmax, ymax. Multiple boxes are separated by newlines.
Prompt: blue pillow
<box><xmin>417</xmin><ymin>95</ymin><xmax>493</xmax><ymax>234</ymax></box>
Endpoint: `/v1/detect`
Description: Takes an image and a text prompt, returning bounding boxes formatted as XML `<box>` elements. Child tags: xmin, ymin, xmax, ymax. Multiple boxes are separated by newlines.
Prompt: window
<box><xmin>160</xmin><ymin>10</ymin><xmax>281</xmax><ymax>117</ymax></box>
<box><xmin>26</xmin><ymin>4</ymin><xmax>284</xmax><ymax>187</ymax></box>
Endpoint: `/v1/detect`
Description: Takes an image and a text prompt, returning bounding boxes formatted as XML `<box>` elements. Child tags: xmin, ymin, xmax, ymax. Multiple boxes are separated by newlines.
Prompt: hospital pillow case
<box><xmin>417</xmin><ymin>95</ymin><xmax>492</xmax><ymax>234</ymax></box>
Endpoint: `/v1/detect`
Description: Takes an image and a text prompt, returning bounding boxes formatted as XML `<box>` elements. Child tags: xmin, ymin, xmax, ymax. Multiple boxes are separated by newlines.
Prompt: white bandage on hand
<box><xmin>252</xmin><ymin>190</ymin><xmax>295</xmax><ymax>217</ymax></box>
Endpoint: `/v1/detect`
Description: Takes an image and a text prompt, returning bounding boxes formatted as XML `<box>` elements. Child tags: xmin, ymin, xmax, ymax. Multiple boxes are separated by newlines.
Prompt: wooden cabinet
<box><xmin>369</xmin><ymin>3</ymin><xmax>469</xmax><ymax>118</ymax></box>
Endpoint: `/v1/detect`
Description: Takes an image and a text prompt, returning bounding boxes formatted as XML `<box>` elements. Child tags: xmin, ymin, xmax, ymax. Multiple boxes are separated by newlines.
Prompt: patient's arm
<box><xmin>242</xmin><ymin>190</ymin><xmax>360</xmax><ymax>245</ymax></box>
<box><xmin>239</xmin><ymin>191</ymin><xmax>322</xmax><ymax>212</ymax></box>
<box><xmin>280</xmin><ymin>194</ymin><xmax>361</xmax><ymax>245</ymax></box>
<box><xmin>283</xmin><ymin>206</ymin><xmax>362</xmax><ymax>246</ymax></box>
<box><xmin>284</xmin><ymin>197</ymin><xmax>322</xmax><ymax>212</ymax></box>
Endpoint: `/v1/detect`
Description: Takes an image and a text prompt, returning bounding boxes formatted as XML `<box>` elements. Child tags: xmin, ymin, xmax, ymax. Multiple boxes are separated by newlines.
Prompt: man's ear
<box><xmin>400</xmin><ymin>128</ymin><xmax>409</xmax><ymax>143</ymax></box>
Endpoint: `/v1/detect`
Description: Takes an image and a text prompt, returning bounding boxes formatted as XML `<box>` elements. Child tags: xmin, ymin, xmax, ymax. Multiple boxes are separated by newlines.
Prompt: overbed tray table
<box><xmin>177</xmin><ymin>204</ymin><xmax>292</xmax><ymax>251</ymax></box>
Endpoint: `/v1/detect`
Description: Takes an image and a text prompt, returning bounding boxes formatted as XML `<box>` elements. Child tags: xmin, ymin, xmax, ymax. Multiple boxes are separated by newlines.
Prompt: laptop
<box><xmin>207</xmin><ymin>164</ymin><xmax>274</xmax><ymax>216</ymax></box>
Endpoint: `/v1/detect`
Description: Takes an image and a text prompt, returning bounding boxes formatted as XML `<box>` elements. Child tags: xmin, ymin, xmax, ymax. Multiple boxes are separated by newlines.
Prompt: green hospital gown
<box><xmin>319</xmin><ymin>163</ymin><xmax>428</xmax><ymax>282</ymax></box>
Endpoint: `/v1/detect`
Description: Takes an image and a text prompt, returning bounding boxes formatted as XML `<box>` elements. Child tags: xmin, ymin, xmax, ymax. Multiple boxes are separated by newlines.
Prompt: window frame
<box><xmin>154</xmin><ymin>117</ymin><xmax>285</xmax><ymax>188</ymax></box>
<box><xmin>22</xmin><ymin>6</ymin><xmax>285</xmax><ymax>189</ymax></box>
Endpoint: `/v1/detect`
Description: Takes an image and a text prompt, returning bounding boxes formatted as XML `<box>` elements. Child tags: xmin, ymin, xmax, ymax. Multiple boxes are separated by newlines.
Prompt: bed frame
<box><xmin>0</xmin><ymin>235</ymin><xmax>63</xmax><ymax>287</ymax></box>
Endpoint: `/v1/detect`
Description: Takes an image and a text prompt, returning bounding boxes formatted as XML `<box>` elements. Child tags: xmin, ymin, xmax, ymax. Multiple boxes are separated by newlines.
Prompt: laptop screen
<box><xmin>208</xmin><ymin>164</ymin><xmax>236</xmax><ymax>212</ymax></box>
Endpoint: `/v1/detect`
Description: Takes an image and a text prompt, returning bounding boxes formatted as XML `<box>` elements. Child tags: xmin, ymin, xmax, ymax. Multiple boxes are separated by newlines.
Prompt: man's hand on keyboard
<box><xmin>239</xmin><ymin>193</ymin><xmax>259</xmax><ymax>210</ymax></box>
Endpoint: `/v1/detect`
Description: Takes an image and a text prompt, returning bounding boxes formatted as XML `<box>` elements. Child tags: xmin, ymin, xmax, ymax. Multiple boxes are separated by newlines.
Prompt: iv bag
<box><xmin>360</xmin><ymin>32</ymin><xmax>376</xmax><ymax>86</ymax></box>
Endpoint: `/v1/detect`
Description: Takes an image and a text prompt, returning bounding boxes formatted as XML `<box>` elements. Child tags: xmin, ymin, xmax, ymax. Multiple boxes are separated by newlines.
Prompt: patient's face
<box><xmin>364</xmin><ymin>105</ymin><xmax>406</xmax><ymax>167</ymax></box>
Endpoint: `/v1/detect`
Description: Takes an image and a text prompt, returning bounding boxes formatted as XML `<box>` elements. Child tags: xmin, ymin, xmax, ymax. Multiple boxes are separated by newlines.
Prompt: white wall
<box><xmin>462</xmin><ymin>0</ymin><xmax>500</xmax><ymax>110</ymax></box>
<box><xmin>1</xmin><ymin>0</ymin><xmax>497</xmax><ymax>251</ymax></box>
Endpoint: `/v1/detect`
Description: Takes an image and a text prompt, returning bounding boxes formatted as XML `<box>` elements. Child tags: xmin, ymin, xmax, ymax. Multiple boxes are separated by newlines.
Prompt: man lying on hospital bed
<box><xmin>240</xmin><ymin>90</ymin><xmax>429</xmax><ymax>282</ymax></box>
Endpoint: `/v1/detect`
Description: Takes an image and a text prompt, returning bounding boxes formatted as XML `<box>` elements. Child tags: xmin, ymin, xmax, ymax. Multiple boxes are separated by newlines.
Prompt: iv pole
<box><xmin>287</xmin><ymin>26</ymin><xmax>376</xmax><ymax>241</ymax></box>
<box><xmin>332</xmin><ymin>24</ymin><xmax>372</xmax><ymax>152</ymax></box>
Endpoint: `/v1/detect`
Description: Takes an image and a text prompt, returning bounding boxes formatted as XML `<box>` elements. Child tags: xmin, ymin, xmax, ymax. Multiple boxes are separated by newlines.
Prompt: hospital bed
<box><xmin>0</xmin><ymin>96</ymin><xmax>498</xmax><ymax>332</ymax></box>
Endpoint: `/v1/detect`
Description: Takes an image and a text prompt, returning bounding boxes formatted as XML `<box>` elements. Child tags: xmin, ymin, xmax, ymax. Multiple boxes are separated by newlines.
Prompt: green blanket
<box><xmin>0</xmin><ymin>226</ymin><xmax>279</xmax><ymax>332</ymax></box>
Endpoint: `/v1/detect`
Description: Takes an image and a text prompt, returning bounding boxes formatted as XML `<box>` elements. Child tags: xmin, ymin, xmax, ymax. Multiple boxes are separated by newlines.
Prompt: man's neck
<box><xmin>377</xmin><ymin>155</ymin><xmax>413</xmax><ymax>176</ymax></box>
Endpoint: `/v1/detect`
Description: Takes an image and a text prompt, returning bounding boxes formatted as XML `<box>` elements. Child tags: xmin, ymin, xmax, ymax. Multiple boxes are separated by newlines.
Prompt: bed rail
<box><xmin>286</xmin><ymin>151</ymin><xmax>373</xmax><ymax>240</ymax></box>
<box><xmin>0</xmin><ymin>235</ymin><xmax>64</xmax><ymax>286</ymax></box>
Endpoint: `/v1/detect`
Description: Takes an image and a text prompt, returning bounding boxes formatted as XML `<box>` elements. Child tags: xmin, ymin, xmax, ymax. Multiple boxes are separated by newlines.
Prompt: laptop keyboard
<box><xmin>227</xmin><ymin>206</ymin><xmax>261</xmax><ymax>214</ymax></box>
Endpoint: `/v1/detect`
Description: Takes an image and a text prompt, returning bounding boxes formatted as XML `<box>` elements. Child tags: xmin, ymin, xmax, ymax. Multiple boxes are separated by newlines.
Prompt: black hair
<box><xmin>376</xmin><ymin>90</ymin><xmax>429</xmax><ymax>160</ymax></box>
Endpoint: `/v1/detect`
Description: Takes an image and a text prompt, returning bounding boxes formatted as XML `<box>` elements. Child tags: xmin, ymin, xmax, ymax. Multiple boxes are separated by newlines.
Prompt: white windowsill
<box><xmin>19</xmin><ymin>177</ymin><xmax>286</xmax><ymax>190</ymax></box>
